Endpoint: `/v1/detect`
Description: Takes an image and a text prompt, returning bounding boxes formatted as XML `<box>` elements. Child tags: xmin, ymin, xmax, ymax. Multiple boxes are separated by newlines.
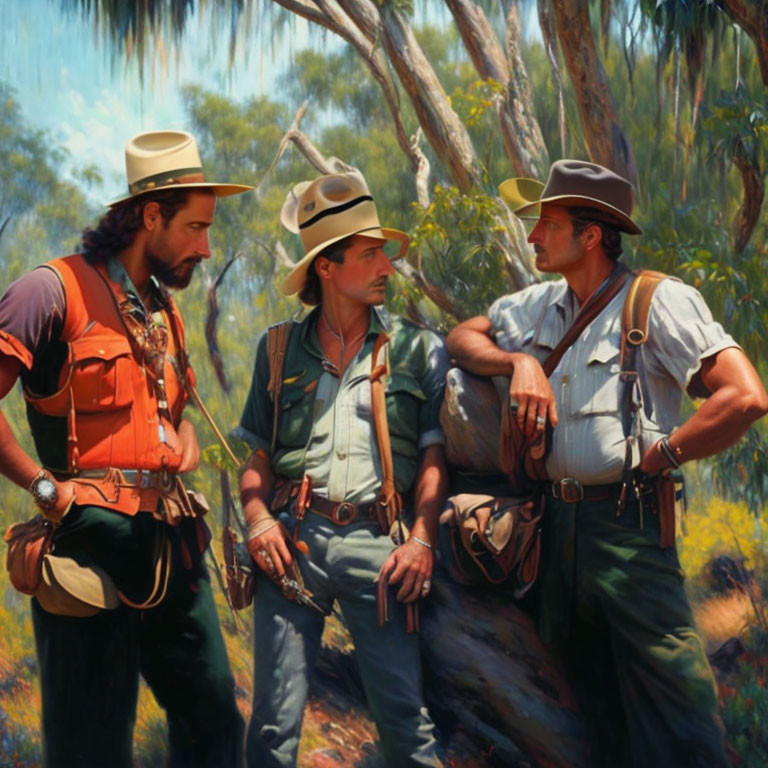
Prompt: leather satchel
<box><xmin>440</xmin><ymin>493</ymin><xmax>542</xmax><ymax>597</ymax></box>
<box><xmin>4</xmin><ymin>515</ymin><xmax>55</xmax><ymax>595</ymax></box>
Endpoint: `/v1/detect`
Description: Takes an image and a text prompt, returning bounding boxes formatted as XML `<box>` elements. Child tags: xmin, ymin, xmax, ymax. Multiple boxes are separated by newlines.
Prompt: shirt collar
<box><xmin>299</xmin><ymin>305</ymin><xmax>390</xmax><ymax>359</ymax></box>
<box><xmin>107</xmin><ymin>256</ymin><xmax>166</xmax><ymax>316</ymax></box>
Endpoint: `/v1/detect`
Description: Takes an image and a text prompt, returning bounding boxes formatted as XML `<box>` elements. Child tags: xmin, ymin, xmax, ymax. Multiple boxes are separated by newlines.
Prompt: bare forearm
<box><xmin>239</xmin><ymin>452</ymin><xmax>275</xmax><ymax>529</ymax></box>
<box><xmin>410</xmin><ymin>445</ymin><xmax>448</xmax><ymax>545</ymax></box>
<box><xmin>446</xmin><ymin>326</ymin><xmax>518</xmax><ymax>377</ymax></box>
<box><xmin>671</xmin><ymin>385</ymin><xmax>767</xmax><ymax>462</ymax></box>
<box><xmin>0</xmin><ymin>408</ymin><xmax>42</xmax><ymax>489</ymax></box>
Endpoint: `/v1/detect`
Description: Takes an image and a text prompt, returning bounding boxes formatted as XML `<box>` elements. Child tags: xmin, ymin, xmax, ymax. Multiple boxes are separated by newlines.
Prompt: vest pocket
<box><xmin>69</xmin><ymin>336</ymin><xmax>135</xmax><ymax>412</ymax></box>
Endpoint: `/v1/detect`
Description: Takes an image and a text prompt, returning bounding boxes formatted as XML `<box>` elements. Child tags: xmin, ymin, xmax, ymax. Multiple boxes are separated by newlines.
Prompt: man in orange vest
<box><xmin>0</xmin><ymin>131</ymin><xmax>252</xmax><ymax>767</ymax></box>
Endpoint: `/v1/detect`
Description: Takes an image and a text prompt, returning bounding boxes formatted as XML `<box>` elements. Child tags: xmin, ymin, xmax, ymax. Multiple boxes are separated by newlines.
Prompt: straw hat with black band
<box><xmin>108</xmin><ymin>130</ymin><xmax>253</xmax><ymax>207</ymax></box>
<box><xmin>280</xmin><ymin>172</ymin><xmax>410</xmax><ymax>297</ymax></box>
<box><xmin>499</xmin><ymin>159</ymin><xmax>642</xmax><ymax>235</ymax></box>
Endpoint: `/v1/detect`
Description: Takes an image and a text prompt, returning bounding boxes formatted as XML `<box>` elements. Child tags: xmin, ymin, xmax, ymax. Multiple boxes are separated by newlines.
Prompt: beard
<box><xmin>145</xmin><ymin>250</ymin><xmax>201</xmax><ymax>289</ymax></box>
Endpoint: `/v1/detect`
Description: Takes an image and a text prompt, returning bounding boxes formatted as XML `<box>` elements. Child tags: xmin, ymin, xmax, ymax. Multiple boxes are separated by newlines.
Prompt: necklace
<box><xmin>319</xmin><ymin>312</ymin><xmax>367</xmax><ymax>348</ymax></box>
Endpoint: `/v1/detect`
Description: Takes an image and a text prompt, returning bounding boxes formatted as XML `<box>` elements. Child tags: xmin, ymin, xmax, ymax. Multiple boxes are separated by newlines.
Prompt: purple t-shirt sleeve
<box><xmin>0</xmin><ymin>267</ymin><xmax>66</xmax><ymax>368</ymax></box>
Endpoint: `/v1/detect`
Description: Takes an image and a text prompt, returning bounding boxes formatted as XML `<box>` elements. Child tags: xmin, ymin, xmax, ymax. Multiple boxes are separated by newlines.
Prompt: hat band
<box><xmin>299</xmin><ymin>195</ymin><xmax>374</xmax><ymax>230</ymax></box>
<box><xmin>128</xmin><ymin>167</ymin><xmax>205</xmax><ymax>195</ymax></box>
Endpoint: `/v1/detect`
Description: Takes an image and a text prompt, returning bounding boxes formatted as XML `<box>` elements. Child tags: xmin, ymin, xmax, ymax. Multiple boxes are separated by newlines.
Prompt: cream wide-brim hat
<box><xmin>499</xmin><ymin>159</ymin><xmax>642</xmax><ymax>235</ymax></box>
<box><xmin>280</xmin><ymin>172</ymin><xmax>409</xmax><ymax>297</ymax></box>
<box><xmin>107</xmin><ymin>130</ymin><xmax>253</xmax><ymax>206</ymax></box>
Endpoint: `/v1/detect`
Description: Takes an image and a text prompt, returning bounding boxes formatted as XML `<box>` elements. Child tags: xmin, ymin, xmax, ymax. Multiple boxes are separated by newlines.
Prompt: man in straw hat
<box><xmin>235</xmin><ymin>171</ymin><xmax>448</xmax><ymax>767</ymax></box>
<box><xmin>0</xmin><ymin>130</ymin><xmax>252</xmax><ymax>766</ymax></box>
<box><xmin>446</xmin><ymin>159</ymin><xmax>767</xmax><ymax>766</ymax></box>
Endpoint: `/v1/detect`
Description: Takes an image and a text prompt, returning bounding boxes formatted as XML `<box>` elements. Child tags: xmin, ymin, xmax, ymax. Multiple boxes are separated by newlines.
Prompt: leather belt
<box><xmin>549</xmin><ymin>478</ymin><xmax>625</xmax><ymax>503</ymax></box>
<box><xmin>59</xmin><ymin>468</ymin><xmax>177</xmax><ymax>493</ymax></box>
<box><xmin>308</xmin><ymin>493</ymin><xmax>379</xmax><ymax>526</ymax></box>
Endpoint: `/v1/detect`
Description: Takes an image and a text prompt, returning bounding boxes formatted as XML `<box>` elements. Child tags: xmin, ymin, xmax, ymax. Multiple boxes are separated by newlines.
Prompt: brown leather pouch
<box><xmin>655</xmin><ymin>472</ymin><xmax>677</xmax><ymax>548</ymax></box>
<box><xmin>4</xmin><ymin>516</ymin><xmax>55</xmax><ymax>595</ymax></box>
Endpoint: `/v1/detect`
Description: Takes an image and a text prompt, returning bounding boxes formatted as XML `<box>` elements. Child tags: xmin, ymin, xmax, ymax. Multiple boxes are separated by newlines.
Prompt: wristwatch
<box><xmin>28</xmin><ymin>470</ymin><xmax>59</xmax><ymax>513</ymax></box>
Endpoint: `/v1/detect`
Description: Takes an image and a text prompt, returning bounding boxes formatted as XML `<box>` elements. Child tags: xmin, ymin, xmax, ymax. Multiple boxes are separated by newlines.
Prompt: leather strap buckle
<box><xmin>332</xmin><ymin>501</ymin><xmax>357</xmax><ymax>525</ymax></box>
<box><xmin>552</xmin><ymin>478</ymin><xmax>584</xmax><ymax>503</ymax></box>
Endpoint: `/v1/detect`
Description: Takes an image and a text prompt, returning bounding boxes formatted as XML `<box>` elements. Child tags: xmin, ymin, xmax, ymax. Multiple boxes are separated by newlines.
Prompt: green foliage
<box><xmin>407</xmin><ymin>185</ymin><xmax>513</xmax><ymax>324</ymax></box>
<box><xmin>449</xmin><ymin>78</ymin><xmax>505</xmax><ymax>128</ymax></box>
<box><xmin>702</xmin><ymin>83</ymin><xmax>768</xmax><ymax>169</ymax></box>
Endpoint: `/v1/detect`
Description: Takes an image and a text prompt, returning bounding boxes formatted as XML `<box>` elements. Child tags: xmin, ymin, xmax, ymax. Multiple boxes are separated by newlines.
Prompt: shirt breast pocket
<box><xmin>385</xmin><ymin>371</ymin><xmax>426</xmax><ymax>444</ymax></box>
<box><xmin>572</xmin><ymin>338</ymin><xmax>621</xmax><ymax>416</ymax></box>
<box><xmin>278</xmin><ymin>382</ymin><xmax>316</xmax><ymax>448</ymax></box>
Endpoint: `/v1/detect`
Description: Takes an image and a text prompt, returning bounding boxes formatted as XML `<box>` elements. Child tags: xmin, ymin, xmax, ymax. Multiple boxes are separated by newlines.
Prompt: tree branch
<box><xmin>550</xmin><ymin>0</ymin><xmax>637</xmax><ymax>186</ymax></box>
<box><xmin>445</xmin><ymin>0</ymin><xmax>547</xmax><ymax>178</ymax></box>
<box><xmin>719</xmin><ymin>0</ymin><xmax>768</xmax><ymax>86</ymax></box>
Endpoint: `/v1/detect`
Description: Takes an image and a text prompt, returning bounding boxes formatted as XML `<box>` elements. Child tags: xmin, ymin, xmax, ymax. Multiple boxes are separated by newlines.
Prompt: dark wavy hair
<box><xmin>568</xmin><ymin>206</ymin><xmax>624</xmax><ymax>261</ymax></box>
<box><xmin>79</xmin><ymin>189</ymin><xmax>194</xmax><ymax>264</ymax></box>
<box><xmin>298</xmin><ymin>236</ymin><xmax>354</xmax><ymax>306</ymax></box>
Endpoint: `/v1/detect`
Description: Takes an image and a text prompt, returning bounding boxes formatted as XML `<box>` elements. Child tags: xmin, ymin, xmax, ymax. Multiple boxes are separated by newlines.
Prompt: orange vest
<box><xmin>24</xmin><ymin>254</ymin><xmax>196</xmax><ymax>514</ymax></box>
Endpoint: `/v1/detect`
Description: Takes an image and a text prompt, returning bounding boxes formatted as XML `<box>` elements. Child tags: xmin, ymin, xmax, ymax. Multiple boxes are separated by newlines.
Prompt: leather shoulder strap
<box><xmin>542</xmin><ymin>268</ymin><xmax>630</xmax><ymax>377</ymax></box>
<box><xmin>620</xmin><ymin>269</ymin><xmax>667</xmax><ymax>366</ymax></box>
<box><xmin>370</xmin><ymin>332</ymin><xmax>401</xmax><ymax>530</ymax></box>
<box><xmin>267</xmin><ymin>321</ymin><xmax>293</xmax><ymax>454</ymax></box>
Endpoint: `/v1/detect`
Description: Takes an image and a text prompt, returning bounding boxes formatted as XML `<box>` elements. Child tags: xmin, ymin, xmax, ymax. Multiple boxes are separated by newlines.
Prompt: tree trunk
<box><xmin>421</xmin><ymin>573</ymin><xmax>588</xmax><ymax>767</ymax></box>
<box><xmin>376</xmin><ymin>3</ymin><xmax>483</xmax><ymax>193</ymax></box>
<box><xmin>719</xmin><ymin>0</ymin><xmax>768</xmax><ymax>86</ymax></box>
<box><xmin>731</xmin><ymin>139</ymin><xmax>765</xmax><ymax>254</ymax></box>
<box><xmin>550</xmin><ymin>0</ymin><xmax>637</xmax><ymax>186</ymax></box>
<box><xmin>445</xmin><ymin>0</ymin><xmax>549</xmax><ymax>179</ymax></box>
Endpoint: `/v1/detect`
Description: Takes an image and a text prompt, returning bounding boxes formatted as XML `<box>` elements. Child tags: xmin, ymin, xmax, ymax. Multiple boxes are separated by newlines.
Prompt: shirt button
<box><xmin>336</xmin><ymin>450</ymin><xmax>347</xmax><ymax>460</ymax></box>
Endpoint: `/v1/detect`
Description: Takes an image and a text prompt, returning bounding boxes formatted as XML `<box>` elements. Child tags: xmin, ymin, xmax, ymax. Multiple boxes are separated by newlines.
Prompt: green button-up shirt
<box><xmin>235</xmin><ymin>306</ymin><xmax>449</xmax><ymax>500</ymax></box>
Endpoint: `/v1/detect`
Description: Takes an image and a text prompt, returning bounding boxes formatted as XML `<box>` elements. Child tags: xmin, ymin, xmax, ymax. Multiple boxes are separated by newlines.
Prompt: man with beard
<box><xmin>0</xmin><ymin>130</ymin><xmax>252</xmax><ymax>767</ymax></box>
<box><xmin>446</xmin><ymin>159</ymin><xmax>768</xmax><ymax>767</ymax></box>
<box><xmin>236</xmin><ymin>171</ymin><xmax>448</xmax><ymax>767</ymax></box>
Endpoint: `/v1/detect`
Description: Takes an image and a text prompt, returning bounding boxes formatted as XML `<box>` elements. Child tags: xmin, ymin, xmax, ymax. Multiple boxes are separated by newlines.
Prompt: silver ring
<box><xmin>421</xmin><ymin>579</ymin><xmax>431</xmax><ymax>592</ymax></box>
<box><xmin>535</xmin><ymin>416</ymin><xmax>546</xmax><ymax>425</ymax></box>
<box><xmin>258</xmin><ymin>549</ymin><xmax>269</xmax><ymax>559</ymax></box>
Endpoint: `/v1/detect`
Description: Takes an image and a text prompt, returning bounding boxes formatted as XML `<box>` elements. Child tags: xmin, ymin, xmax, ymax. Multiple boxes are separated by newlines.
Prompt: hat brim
<box><xmin>280</xmin><ymin>226</ymin><xmax>410</xmax><ymax>297</ymax></box>
<box><xmin>498</xmin><ymin>178</ymin><xmax>642</xmax><ymax>235</ymax></box>
<box><xmin>106</xmin><ymin>181</ymin><xmax>254</xmax><ymax>207</ymax></box>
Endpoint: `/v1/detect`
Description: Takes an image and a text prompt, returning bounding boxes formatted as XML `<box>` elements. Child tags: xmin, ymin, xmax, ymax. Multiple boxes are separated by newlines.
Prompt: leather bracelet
<box><xmin>411</xmin><ymin>535</ymin><xmax>433</xmax><ymax>550</ymax></box>
<box><xmin>658</xmin><ymin>436</ymin><xmax>681</xmax><ymax>469</ymax></box>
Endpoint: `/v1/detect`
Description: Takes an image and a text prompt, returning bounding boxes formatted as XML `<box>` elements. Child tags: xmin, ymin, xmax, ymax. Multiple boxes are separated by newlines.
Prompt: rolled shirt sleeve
<box><xmin>233</xmin><ymin>332</ymin><xmax>274</xmax><ymax>455</ymax></box>
<box><xmin>0</xmin><ymin>266</ymin><xmax>65</xmax><ymax>371</ymax></box>
<box><xmin>416</xmin><ymin>329</ymin><xmax>450</xmax><ymax>449</ymax></box>
<box><xmin>643</xmin><ymin>280</ymin><xmax>740</xmax><ymax>389</ymax></box>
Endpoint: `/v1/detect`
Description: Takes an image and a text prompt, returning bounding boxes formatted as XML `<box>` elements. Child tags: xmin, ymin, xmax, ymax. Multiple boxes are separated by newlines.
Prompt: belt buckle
<box><xmin>557</xmin><ymin>478</ymin><xmax>584</xmax><ymax>503</ymax></box>
<box><xmin>332</xmin><ymin>501</ymin><xmax>356</xmax><ymax>525</ymax></box>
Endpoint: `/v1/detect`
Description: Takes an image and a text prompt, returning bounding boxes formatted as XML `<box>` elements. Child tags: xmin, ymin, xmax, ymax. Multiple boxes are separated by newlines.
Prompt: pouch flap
<box><xmin>42</xmin><ymin>555</ymin><xmax>120</xmax><ymax>609</ymax></box>
<box><xmin>71</xmin><ymin>335</ymin><xmax>133</xmax><ymax>362</ymax></box>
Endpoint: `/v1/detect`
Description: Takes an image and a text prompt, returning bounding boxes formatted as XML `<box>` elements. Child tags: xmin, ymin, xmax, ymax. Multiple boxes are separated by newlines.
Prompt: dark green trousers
<box><xmin>31</xmin><ymin>505</ymin><xmax>243</xmax><ymax>768</ymax></box>
<box><xmin>538</xmin><ymin>492</ymin><xmax>729</xmax><ymax>768</ymax></box>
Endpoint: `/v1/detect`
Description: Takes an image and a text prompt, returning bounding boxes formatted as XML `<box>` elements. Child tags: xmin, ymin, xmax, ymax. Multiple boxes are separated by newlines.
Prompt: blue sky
<box><xmin>0</xmin><ymin>0</ymin><xmax>321</xmax><ymax>203</ymax></box>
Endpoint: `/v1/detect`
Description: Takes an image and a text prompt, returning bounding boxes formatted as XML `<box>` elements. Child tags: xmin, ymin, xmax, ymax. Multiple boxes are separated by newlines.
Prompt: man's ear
<box><xmin>143</xmin><ymin>201</ymin><xmax>161</xmax><ymax>231</ymax></box>
<box><xmin>314</xmin><ymin>256</ymin><xmax>333</xmax><ymax>281</ymax></box>
<box><xmin>583</xmin><ymin>223</ymin><xmax>602</xmax><ymax>251</ymax></box>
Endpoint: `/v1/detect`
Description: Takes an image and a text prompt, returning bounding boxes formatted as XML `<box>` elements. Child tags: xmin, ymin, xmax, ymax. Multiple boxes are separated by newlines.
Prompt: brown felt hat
<box><xmin>280</xmin><ymin>172</ymin><xmax>409</xmax><ymax>296</ymax></box>
<box><xmin>499</xmin><ymin>159</ymin><xmax>642</xmax><ymax>235</ymax></box>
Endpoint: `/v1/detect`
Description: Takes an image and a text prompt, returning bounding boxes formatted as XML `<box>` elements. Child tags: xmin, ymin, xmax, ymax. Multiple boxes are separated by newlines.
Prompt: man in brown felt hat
<box><xmin>446</xmin><ymin>159</ymin><xmax>768</xmax><ymax>766</ymax></box>
<box><xmin>235</xmin><ymin>170</ymin><xmax>448</xmax><ymax>767</ymax></box>
<box><xmin>0</xmin><ymin>130</ymin><xmax>252</xmax><ymax>767</ymax></box>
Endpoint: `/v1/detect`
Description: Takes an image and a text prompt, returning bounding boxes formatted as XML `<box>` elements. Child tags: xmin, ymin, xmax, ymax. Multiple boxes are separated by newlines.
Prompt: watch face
<box><xmin>36</xmin><ymin>478</ymin><xmax>57</xmax><ymax>503</ymax></box>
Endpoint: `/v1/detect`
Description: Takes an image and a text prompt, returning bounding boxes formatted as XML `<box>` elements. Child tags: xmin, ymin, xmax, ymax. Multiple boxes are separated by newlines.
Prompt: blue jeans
<box><xmin>246</xmin><ymin>512</ymin><xmax>441</xmax><ymax>767</ymax></box>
